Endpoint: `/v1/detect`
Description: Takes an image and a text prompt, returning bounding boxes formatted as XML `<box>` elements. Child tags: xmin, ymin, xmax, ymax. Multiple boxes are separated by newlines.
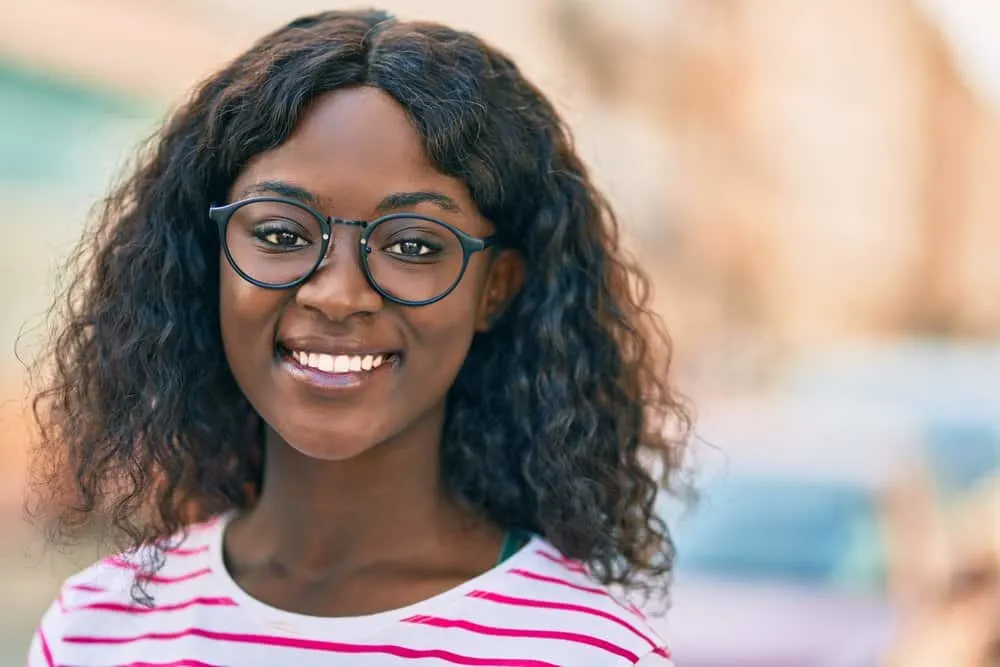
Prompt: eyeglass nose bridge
<box><xmin>320</xmin><ymin>216</ymin><xmax>369</xmax><ymax>244</ymax></box>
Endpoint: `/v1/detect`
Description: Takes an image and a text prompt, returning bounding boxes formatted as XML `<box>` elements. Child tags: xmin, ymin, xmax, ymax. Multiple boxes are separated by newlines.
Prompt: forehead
<box><xmin>230</xmin><ymin>87</ymin><xmax>472</xmax><ymax>215</ymax></box>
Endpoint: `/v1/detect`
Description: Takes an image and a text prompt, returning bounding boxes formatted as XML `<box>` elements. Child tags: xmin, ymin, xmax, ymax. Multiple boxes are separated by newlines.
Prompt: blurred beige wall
<box><xmin>2</xmin><ymin>0</ymin><xmax>997</xmax><ymax>449</ymax></box>
<box><xmin>2</xmin><ymin>0</ymin><xmax>998</xmax><ymax>504</ymax></box>
<box><xmin>553</xmin><ymin>0</ymin><xmax>1000</xmax><ymax>366</ymax></box>
<box><xmin>0</xmin><ymin>0</ymin><xmax>581</xmax><ymax>106</ymax></box>
<box><xmin>0</xmin><ymin>3</ymin><xmax>997</xmax><ymax>664</ymax></box>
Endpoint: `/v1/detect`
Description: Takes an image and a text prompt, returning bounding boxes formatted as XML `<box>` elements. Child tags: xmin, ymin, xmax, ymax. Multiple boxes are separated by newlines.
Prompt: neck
<box><xmin>234</xmin><ymin>412</ymin><xmax>484</xmax><ymax>575</ymax></box>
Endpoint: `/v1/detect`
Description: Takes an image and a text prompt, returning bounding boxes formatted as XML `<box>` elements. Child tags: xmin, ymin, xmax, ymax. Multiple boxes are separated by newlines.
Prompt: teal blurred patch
<box><xmin>667</xmin><ymin>475</ymin><xmax>888</xmax><ymax>592</ymax></box>
<box><xmin>0</xmin><ymin>60</ymin><xmax>155</xmax><ymax>184</ymax></box>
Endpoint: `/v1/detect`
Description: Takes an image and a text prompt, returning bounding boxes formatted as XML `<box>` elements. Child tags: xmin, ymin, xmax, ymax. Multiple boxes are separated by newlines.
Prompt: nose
<box><xmin>293</xmin><ymin>226</ymin><xmax>383</xmax><ymax>321</ymax></box>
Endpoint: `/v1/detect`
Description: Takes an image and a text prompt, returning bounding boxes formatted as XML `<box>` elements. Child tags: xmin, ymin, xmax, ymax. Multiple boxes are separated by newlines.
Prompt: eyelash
<box><xmin>253</xmin><ymin>223</ymin><xmax>311</xmax><ymax>247</ymax></box>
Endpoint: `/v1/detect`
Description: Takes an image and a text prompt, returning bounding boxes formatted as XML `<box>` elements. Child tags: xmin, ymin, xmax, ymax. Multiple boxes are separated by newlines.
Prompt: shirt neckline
<box><xmin>207</xmin><ymin>510</ymin><xmax>542</xmax><ymax>637</ymax></box>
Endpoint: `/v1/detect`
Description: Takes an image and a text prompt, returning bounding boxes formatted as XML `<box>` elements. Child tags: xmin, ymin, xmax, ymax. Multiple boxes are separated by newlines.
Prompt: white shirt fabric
<box><xmin>29</xmin><ymin>515</ymin><xmax>674</xmax><ymax>666</ymax></box>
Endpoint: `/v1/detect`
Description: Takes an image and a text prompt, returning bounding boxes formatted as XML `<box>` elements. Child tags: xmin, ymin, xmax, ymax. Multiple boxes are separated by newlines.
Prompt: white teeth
<box><xmin>291</xmin><ymin>350</ymin><xmax>389</xmax><ymax>374</ymax></box>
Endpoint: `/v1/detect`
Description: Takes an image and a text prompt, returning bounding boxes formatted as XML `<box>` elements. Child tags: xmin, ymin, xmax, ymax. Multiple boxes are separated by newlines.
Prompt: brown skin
<box><xmin>219</xmin><ymin>86</ymin><xmax>525</xmax><ymax>616</ymax></box>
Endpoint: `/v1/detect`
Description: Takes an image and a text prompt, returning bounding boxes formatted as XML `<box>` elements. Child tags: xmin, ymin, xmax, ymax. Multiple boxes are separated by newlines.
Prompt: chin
<box><xmin>290</xmin><ymin>440</ymin><xmax>375</xmax><ymax>462</ymax></box>
<box><xmin>276</xmin><ymin>420</ymin><xmax>386</xmax><ymax>462</ymax></box>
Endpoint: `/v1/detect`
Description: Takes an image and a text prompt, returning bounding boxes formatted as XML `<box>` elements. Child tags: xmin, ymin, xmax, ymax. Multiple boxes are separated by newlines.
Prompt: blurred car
<box><xmin>654</xmin><ymin>398</ymin><xmax>920</xmax><ymax>667</ymax></box>
<box><xmin>656</xmin><ymin>340</ymin><xmax>1000</xmax><ymax>667</ymax></box>
<box><xmin>661</xmin><ymin>473</ymin><xmax>894</xmax><ymax>667</ymax></box>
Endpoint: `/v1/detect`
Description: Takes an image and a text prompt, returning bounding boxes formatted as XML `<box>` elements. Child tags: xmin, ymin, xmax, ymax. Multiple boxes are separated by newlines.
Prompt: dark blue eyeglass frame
<box><xmin>209</xmin><ymin>196</ymin><xmax>498</xmax><ymax>307</ymax></box>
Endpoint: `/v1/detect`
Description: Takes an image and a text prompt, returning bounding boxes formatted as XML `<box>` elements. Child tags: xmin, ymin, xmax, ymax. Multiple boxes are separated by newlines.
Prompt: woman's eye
<box><xmin>256</xmin><ymin>229</ymin><xmax>308</xmax><ymax>248</ymax></box>
<box><xmin>385</xmin><ymin>240</ymin><xmax>434</xmax><ymax>256</ymax></box>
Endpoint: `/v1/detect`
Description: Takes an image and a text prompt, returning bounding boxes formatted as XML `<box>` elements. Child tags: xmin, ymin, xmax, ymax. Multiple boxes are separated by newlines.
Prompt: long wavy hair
<box><xmin>27</xmin><ymin>9</ymin><xmax>690</xmax><ymax>597</ymax></box>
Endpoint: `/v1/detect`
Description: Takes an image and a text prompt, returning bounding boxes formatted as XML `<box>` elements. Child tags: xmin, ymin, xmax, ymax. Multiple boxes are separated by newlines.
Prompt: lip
<box><xmin>277</xmin><ymin>346</ymin><xmax>400</xmax><ymax>393</ymax></box>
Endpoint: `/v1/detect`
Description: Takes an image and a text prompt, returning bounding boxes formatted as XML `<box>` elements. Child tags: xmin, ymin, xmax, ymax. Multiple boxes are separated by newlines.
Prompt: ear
<box><xmin>475</xmin><ymin>250</ymin><xmax>525</xmax><ymax>332</ymax></box>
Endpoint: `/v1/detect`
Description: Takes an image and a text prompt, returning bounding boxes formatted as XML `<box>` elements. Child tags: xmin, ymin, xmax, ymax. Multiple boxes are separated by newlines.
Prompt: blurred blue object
<box><xmin>923</xmin><ymin>421</ymin><xmax>999</xmax><ymax>494</ymax></box>
<box><xmin>654</xmin><ymin>395</ymin><xmax>918</xmax><ymax>667</ymax></box>
<box><xmin>657</xmin><ymin>471</ymin><xmax>894</xmax><ymax>666</ymax></box>
<box><xmin>670</xmin><ymin>474</ymin><xmax>885</xmax><ymax>591</ymax></box>
<box><xmin>656</xmin><ymin>340</ymin><xmax>999</xmax><ymax>667</ymax></box>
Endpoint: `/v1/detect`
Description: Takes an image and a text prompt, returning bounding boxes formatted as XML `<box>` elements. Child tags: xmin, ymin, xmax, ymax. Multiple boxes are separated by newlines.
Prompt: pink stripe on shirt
<box><xmin>161</xmin><ymin>545</ymin><xmax>210</xmax><ymax>557</ymax></box>
<box><xmin>67</xmin><ymin>583</ymin><xmax>105</xmax><ymax>593</ymax></box>
<box><xmin>70</xmin><ymin>597</ymin><xmax>237</xmax><ymax>615</ymax></box>
<box><xmin>468</xmin><ymin>590</ymin><xmax>660</xmax><ymax>651</ymax></box>
<box><xmin>103</xmin><ymin>559</ymin><xmax>212</xmax><ymax>585</ymax></box>
<box><xmin>532</xmin><ymin>549</ymin><xmax>588</xmax><ymax>573</ymax></box>
<box><xmin>38</xmin><ymin>628</ymin><xmax>54</xmax><ymax>667</ymax></box>
<box><xmin>508</xmin><ymin>568</ymin><xmax>623</xmax><ymax>600</ymax></box>
<box><xmin>63</xmin><ymin>627</ymin><xmax>562</xmax><ymax>666</ymax></box>
<box><xmin>508</xmin><ymin>569</ymin><xmax>651</xmax><ymax>622</ymax></box>
<box><xmin>403</xmin><ymin>614</ymin><xmax>638</xmax><ymax>662</ymax></box>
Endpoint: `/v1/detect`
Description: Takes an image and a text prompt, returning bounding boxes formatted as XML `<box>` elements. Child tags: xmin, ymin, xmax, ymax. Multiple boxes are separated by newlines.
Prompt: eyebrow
<box><xmin>238</xmin><ymin>181</ymin><xmax>461</xmax><ymax>215</ymax></box>
<box><xmin>374</xmin><ymin>191</ymin><xmax>461</xmax><ymax>214</ymax></box>
<box><xmin>239</xmin><ymin>180</ymin><xmax>317</xmax><ymax>205</ymax></box>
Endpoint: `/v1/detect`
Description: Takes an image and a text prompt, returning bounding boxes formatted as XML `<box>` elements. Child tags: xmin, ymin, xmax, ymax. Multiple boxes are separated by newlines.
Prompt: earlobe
<box><xmin>475</xmin><ymin>290</ymin><xmax>499</xmax><ymax>332</ymax></box>
<box><xmin>475</xmin><ymin>286</ymin><xmax>504</xmax><ymax>332</ymax></box>
<box><xmin>475</xmin><ymin>251</ymin><xmax>525</xmax><ymax>332</ymax></box>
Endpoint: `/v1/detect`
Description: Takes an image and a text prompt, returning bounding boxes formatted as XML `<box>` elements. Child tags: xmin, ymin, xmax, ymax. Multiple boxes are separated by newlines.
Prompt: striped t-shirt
<box><xmin>28</xmin><ymin>515</ymin><xmax>673</xmax><ymax>666</ymax></box>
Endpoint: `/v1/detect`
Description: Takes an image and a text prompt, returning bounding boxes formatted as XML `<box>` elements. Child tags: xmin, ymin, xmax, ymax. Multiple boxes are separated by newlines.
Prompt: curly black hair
<box><xmin>27</xmin><ymin>9</ymin><xmax>691</xmax><ymax>597</ymax></box>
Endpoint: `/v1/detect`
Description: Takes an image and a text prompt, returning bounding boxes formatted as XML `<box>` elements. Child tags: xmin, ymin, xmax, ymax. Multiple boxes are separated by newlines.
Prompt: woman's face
<box><xmin>219</xmin><ymin>87</ymin><xmax>521</xmax><ymax>461</ymax></box>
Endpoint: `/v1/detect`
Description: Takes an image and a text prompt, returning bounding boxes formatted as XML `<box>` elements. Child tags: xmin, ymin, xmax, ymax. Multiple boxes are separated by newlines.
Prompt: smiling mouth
<box><xmin>277</xmin><ymin>345</ymin><xmax>400</xmax><ymax>374</ymax></box>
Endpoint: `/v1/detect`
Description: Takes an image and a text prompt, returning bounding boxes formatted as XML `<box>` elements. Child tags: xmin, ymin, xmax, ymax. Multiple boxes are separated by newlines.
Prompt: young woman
<box><xmin>27</xmin><ymin>9</ymin><xmax>689</xmax><ymax>666</ymax></box>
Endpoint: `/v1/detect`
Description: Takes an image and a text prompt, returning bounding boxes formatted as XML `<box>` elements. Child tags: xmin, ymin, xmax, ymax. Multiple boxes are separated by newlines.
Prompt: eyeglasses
<box><xmin>209</xmin><ymin>197</ymin><xmax>497</xmax><ymax>306</ymax></box>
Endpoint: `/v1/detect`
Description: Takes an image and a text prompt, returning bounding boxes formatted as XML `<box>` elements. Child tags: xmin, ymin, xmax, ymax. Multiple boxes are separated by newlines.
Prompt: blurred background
<box><xmin>1</xmin><ymin>1</ymin><xmax>997</xmax><ymax>665</ymax></box>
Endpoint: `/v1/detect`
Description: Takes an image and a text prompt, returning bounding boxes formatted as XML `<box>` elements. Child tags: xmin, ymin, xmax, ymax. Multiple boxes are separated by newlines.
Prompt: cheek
<box><xmin>219</xmin><ymin>267</ymin><xmax>248</xmax><ymax>343</ymax></box>
<box><xmin>402</xmin><ymin>273</ymin><xmax>485</xmax><ymax>368</ymax></box>
<box><xmin>219</xmin><ymin>265</ymin><xmax>281</xmax><ymax>375</ymax></box>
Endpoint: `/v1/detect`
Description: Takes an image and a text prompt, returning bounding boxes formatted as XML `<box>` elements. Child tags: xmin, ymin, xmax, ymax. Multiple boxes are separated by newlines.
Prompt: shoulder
<box><xmin>454</xmin><ymin>536</ymin><xmax>674</xmax><ymax>666</ymax></box>
<box><xmin>27</xmin><ymin>517</ymin><xmax>223</xmax><ymax>666</ymax></box>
